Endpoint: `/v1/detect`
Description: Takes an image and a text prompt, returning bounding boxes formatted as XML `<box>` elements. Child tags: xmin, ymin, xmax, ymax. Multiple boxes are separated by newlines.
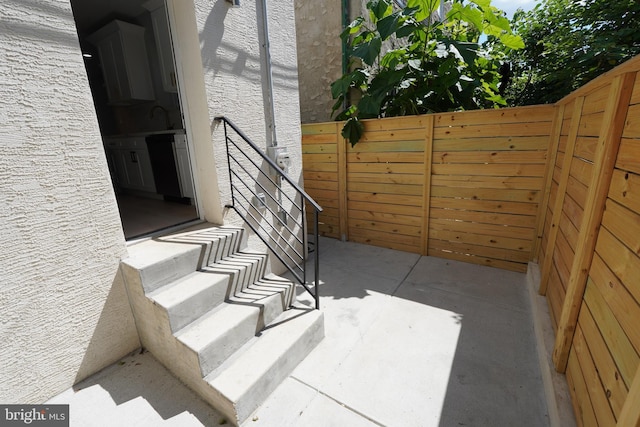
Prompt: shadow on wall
<box><xmin>74</xmin><ymin>268</ymin><xmax>140</xmax><ymax>384</ymax></box>
<box><xmin>198</xmin><ymin>0</ymin><xmax>298</xmax><ymax>90</ymax></box>
<box><xmin>5</xmin><ymin>0</ymin><xmax>82</xmax><ymax>49</ymax></box>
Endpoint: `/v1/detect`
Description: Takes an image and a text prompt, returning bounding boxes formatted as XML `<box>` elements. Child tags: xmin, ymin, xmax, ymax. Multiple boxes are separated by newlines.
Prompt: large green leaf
<box><xmin>449</xmin><ymin>3</ymin><xmax>483</xmax><ymax>31</ymax></box>
<box><xmin>357</xmin><ymin>94</ymin><xmax>384</xmax><ymax>117</ymax></box>
<box><xmin>377</xmin><ymin>13</ymin><xmax>402</xmax><ymax>40</ymax></box>
<box><xmin>342</xmin><ymin>117</ymin><xmax>365</xmax><ymax>146</ymax></box>
<box><xmin>484</xmin><ymin>24</ymin><xmax>505</xmax><ymax>38</ymax></box>
<box><xmin>448</xmin><ymin>40</ymin><xmax>479</xmax><ymax>65</ymax></box>
<box><xmin>369</xmin><ymin>69</ymin><xmax>407</xmax><ymax>98</ymax></box>
<box><xmin>353</xmin><ymin>38</ymin><xmax>382</xmax><ymax>66</ymax></box>
<box><xmin>407</xmin><ymin>0</ymin><xmax>439</xmax><ymax>22</ymax></box>
<box><xmin>331</xmin><ymin>96</ymin><xmax>345</xmax><ymax>116</ymax></box>
<box><xmin>396</xmin><ymin>20</ymin><xmax>418</xmax><ymax>39</ymax></box>
<box><xmin>367</xmin><ymin>0</ymin><xmax>393</xmax><ymax>21</ymax></box>
<box><xmin>499</xmin><ymin>34</ymin><xmax>525</xmax><ymax>50</ymax></box>
<box><xmin>380</xmin><ymin>48</ymin><xmax>408</xmax><ymax>69</ymax></box>
<box><xmin>490</xmin><ymin>14</ymin><xmax>511</xmax><ymax>32</ymax></box>
<box><xmin>470</xmin><ymin>0</ymin><xmax>491</xmax><ymax>9</ymax></box>
<box><xmin>340</xmin><ymin>17</ymin><xmax>364</xmax><ymax>42</ymax></box>
<box><xmin>330</xmin><ymin>70</ymin><xmax>368</xmax><ymax>99</ymax></box>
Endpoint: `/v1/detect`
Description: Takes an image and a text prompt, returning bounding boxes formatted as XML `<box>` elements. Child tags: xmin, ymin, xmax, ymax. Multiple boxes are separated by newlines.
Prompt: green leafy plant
<box><xmin>331</xmin><ymin>0</ymin><xmax>523</xmax><ymax>145</ymax></box>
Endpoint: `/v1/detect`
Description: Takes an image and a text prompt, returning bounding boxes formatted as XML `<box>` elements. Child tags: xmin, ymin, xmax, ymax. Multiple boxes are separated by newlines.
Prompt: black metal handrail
<box><xmin>215</xmin><ymin>116</ymin><xmax>323</xmax><ymax>309</ymax></box>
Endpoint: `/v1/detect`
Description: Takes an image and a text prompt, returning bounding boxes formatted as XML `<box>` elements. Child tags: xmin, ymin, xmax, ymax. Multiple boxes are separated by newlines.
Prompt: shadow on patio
<box><xmin>254</xmin><ymin>236</ymin><xmax>551</xmax><ymax>427</ymax></box>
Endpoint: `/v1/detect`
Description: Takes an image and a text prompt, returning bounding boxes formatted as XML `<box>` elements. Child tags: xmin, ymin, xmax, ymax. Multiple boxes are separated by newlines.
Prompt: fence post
<box><xmin>531</xmin><ymin>105</ymin><xmax>564</xmax><ymax>262</ymax></box>
<box><xmin>552</xmin><ymin>72</ymin><xmax>636</xmax><ymax>372</ymax></box>
<box><xmin>337</xmin><ymin>122</ymin><xmax>349</xmax><ymax>241</ymax></box>
<box><xmin>538</xmin><ymin>97</ymin><xmax>584</xmax><ymax>295</ymax></box>
<box><xmin>420</xmin><ymin>115</ymin><xmax>435</xmax><ymax>255</ymax></box>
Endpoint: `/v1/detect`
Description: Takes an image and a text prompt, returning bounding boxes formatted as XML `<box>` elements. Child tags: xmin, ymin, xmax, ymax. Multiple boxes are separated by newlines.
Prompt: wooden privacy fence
<box><xmin>534</xmin><ymin>56</ymin><xmax>640</xmax><ymax>426</ymax></box>
<box><xmin>302</xmin><ymin>56</ymin><xmax>640</xmax><ymax>425</ymax></box>
<box><xmin>302</xmin><ymin>105</ymin><xmax>555</xmax><ymax>272</ymax></box>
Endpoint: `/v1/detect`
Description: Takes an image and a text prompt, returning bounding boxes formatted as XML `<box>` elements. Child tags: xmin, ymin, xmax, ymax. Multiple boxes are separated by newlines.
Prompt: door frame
<box><xmin>166</xmin><ymin>0</ymin><xmax>224</xmax><ymax>225</ymax></box>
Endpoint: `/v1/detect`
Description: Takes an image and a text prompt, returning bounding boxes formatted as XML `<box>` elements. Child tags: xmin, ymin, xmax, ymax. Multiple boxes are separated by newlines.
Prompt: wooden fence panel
<box><xmin>346</xmin><ymin>116</ymin><xmax>427</xmax><ymax>253</ymax></box>
<box><xmin>428</xmin><ymin>106</ymin><xmax>553</xmax><ymax>272</ymax></box>
<box><xmin>302</xmin><ymin>106</ymin><xmax>554</xmax><ymax>270</ymax></box>
<box><xmin>302</xmin><ymin>122</ymin><xmax>341</xmax><ymax>239</ymax></box>
<box><xmin>566</xmin><ymin>103</ymin><xmax>640</xmax><ymax>423</ymax></box>
<box><xmin>533</xmin><ymin>59</ymin><xmax>640</xmax><ymax>424</ymax></box>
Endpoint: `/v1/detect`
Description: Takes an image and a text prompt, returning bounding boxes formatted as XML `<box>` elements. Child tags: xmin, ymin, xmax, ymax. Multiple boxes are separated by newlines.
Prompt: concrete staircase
<box><xmin>120</xmin><ymin>225</ymin><xmax>324</xmax><ymax>425</ymax></box>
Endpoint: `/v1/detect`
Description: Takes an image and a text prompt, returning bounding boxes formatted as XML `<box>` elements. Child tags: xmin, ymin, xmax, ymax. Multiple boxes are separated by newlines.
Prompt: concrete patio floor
<box><xmin>50</xmin><ymin>237</ymin><xmax>565</xmax><ymax>426</ymax></box>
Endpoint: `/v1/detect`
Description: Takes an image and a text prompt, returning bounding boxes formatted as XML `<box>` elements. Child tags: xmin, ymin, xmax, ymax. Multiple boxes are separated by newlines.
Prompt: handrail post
<box><xmin>314</xmin><ymin>210</ymin><xmax>320</xmax><ymax>310</ymax></box>
<box><xmin>302</xmin><ymin>199</ymin><xmax>308</xmax><ymax>304</ymax></box>
<box><xmin>222</xmin><ymin>120</ymin><xmax>235</xmax><ymax>208</ymax></box>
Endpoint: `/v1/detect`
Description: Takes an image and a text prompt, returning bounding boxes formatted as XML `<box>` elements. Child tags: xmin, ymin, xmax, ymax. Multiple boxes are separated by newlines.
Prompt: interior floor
<box><xmin>116</xmin><ymin>193</ymin><xmax>198</xmax><ymax>239</ymax></box>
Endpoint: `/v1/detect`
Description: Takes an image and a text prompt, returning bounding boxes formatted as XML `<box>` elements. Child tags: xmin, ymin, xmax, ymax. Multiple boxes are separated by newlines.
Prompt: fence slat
<box><xmin>338</xmin><ymin>124</ymin><xmax>348</xmax><ymax>241</ymax></box>
<box><xmin>578</xmin><ymin>296</ymin><xmax>628</xmax><ymax>417</ymax></box>
<box><xmin>617</xmin><ymin>365</ymin><xmax>640</xmax><ymax>426</ymax></box>
<box><xmin>421</xmin><ymin>116</ymin><xmax>434</xmax><ymax>255</ymax></box>
<box><xmin>531</xmin><ymin>105</ymin><xmax>565</xmax><ymax>262</ymax></box>
<box><xmin>539</xmin><ymin>98</ymin><xmax>585</xmax><ymax>295</ymax></box>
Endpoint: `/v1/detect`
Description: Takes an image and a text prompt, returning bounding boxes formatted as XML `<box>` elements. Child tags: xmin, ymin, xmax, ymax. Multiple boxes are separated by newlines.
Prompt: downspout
<box><xmin>341</xmin><ymin>0</ymin><xmax>349</xmax><ymax>76</ymax></box>
<box><xmin>259</xmin><ymin>0</ymin><xmax>277</xmax><ymax>148</ymax></box>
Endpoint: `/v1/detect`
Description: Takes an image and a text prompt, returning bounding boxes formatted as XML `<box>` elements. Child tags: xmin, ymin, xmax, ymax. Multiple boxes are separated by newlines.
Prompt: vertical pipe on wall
<box><xmin>341</xmin><ymin>0</ymin><xmax>350</xmax><ymax>76</ymax></box>
<box><xmin>259</xmin><ymin>0</ymin><xmax>277</xmax><ymax>147</ymax></box>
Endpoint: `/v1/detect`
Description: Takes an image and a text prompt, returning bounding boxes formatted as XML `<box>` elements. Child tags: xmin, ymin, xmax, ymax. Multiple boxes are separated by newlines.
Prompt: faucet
<box><xmin>150</xmin><ymin>105</ymin><xmax>173</xmax><ymax>130</ymax></box>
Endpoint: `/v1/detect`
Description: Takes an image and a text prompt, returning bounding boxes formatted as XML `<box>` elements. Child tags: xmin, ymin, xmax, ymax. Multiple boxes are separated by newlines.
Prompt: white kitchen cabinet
<box><xmin>143</xmin><ymin>0</ymin><xmax>178</xmax><ymax>93</ymax></box>
<box><xmin>104</xmin><ymin>137</ymin><xmax>156</xmax><ymax>193</ymax></box>
<box><xmin>88</xmin><ymin>20</ymin><xmax>155</xmax><ymax>104</ymax></box>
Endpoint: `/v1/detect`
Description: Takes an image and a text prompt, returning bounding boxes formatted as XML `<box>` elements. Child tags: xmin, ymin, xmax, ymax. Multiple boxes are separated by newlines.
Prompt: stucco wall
<box><xmin>294</xmin><ymin>0</ymin><xmax>344</xmax><ymax>124</ymax></box>
<box><xmin>0</xmin><ymin>1</ymin><xmax>140</xmax><ymax>403</ymax></box>
<box><xmin>194</xmin><ymin>0</ymin><xmax>305</xmax><ymax>269</ymax></box>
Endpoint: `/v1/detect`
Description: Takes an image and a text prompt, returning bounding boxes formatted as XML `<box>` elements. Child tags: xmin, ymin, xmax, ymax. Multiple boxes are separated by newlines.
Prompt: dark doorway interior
<box><xmin>70</xmin><ymin>0</ymin><xmax>198</xmax><ymax>239</ymax></box>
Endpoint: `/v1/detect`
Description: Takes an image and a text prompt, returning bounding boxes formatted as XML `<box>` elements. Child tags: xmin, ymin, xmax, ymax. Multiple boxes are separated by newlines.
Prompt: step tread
<box><xmin>205</xmin><ymin>308</ymin><xmax>324</xmax><ymax>414</ymax></box>
<box><xmin>158</xmin><ymin>226</ymin><xmax>244</xmax><ymax>266</ymax></box>
<box><xmin>201</xmin><ymin>252</ymin><xmax>269</xmax><ymax>295</ymax></box>
<box><xmin>122</xmin><ymin>225</ymin><xmax>244</xmax><ymax>294</ymax></box>
<box><xmin>148</xmin><ymin>270</ymin><xmax>230</xmax><ymax>308</ymax></box>
<box><xmin>123</xmin><ymin>239</ymin><xmax>202</xmax><ymax>272</ymax></box>
<box><xmin>177</xmin><ymin>302</ymin><xmax>259</xmax><ymax>352</ymax></box>
<box><xmin>176</xmin><ymin>282</ymin><xmax>290</xmax><ymax>352</ymax></box>
<box><xmin>148</xmin><ymin>271</ymin><xmax>231</xmax><ymax>332</ymax></box>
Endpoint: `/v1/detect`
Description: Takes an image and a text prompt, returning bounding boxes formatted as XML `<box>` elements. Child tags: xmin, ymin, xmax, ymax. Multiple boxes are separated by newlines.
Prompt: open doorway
<box><xmin>70</xmin><ymin>0</ymin><xmax>199</xmax><ymax>239</ymax></box>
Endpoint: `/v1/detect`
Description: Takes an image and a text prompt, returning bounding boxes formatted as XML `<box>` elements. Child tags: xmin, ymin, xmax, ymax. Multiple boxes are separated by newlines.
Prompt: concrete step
<box><xmin>202</xmin><ymin>251</ymin><xmax>269</xmax><ymax>296</ymax></box>
<box><xmin>204</xmin><ymin>308</ymin><xmax>325</xmax><ymax>425</ymax></box>
<box><xmin>122</xmin><ymin>226</ymin><xmax>244</xmax><ymax>294</ymax></box>
<box><xmin>176</xmin><ymin>281</ymin><xmax>292</xmax><ymax>377</ymax></box>
<box><xmin>147</xmin><ymin>271</ymin><xmax>231</xmax><ymax>333</ymax></box>
<box><xmin>159</xmin><ymin>225</ymin><xmax>246</xmax><ymax>266</ymax></box>
<box><xmin>119</xmin><ymin>223</ymin><xmax>324</xmax><ymax>427</ymax></box>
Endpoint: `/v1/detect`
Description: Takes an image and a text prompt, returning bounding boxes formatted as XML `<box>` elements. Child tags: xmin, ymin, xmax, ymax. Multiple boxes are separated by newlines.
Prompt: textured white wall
<box><xmin>194</xmin><ymin>0</ymin><xmax>305</xmax><ymax>270</ymax></box>
<box><xmin>294</xmin><ymin>0</ymin><xmax>344</xmax><ymax>124</ymax></box>
<box><xmin>0</xmin><ymin>1</ymin><xmax>140</xmax><ymax>403</ymax></box>
<box><xmin>294</xmin><ymin>0</ymin><xmax>402</xmax><ymax>124</ymax></box>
